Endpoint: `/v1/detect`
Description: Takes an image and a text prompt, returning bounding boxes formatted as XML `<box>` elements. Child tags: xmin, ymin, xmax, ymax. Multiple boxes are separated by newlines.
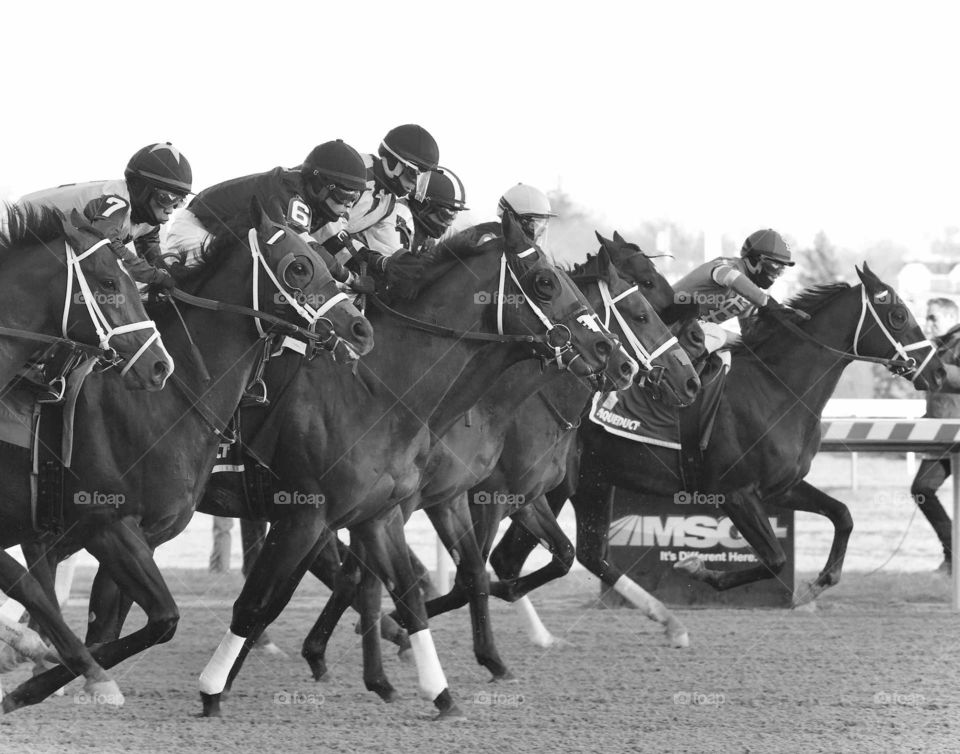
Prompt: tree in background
<box><xmin>793</xmin><ymin>231</ymin><xmax>851</xmax><ymax>288</ymax></box>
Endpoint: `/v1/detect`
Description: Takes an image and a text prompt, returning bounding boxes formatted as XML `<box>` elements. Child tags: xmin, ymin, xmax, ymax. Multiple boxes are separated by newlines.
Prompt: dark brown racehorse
<box><xmin>296</xmin><ymin>233</ymin><xmax>699</xmax><ymax>691</ymax></box>
<box><xmin>490</xmin><ymin>265</ymin><xmax>945</xmax><ymax>632</ymax></box>
<box><xmin>0</xmin><ymin>199</ymin><xmax>373</xmax><ymax>712</ymax></box>
<box><xmin>0</xmin><ymin>203</ymin><xmax>173</xmax><ymax>391</ymax></box>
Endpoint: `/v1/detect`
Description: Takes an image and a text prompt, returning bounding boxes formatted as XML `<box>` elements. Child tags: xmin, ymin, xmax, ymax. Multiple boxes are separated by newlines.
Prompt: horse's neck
<box><xmin>464</xmin><ymin>359</ymin><xmax>569</xmax><ymax>436</ymax></box>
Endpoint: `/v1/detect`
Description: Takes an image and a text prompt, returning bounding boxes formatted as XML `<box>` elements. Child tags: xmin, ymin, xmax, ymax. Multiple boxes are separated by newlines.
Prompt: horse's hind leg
<box><xmin>677</xmin><ymin>487</ymin><xmax>788</xmax><ymax>591</ymax></box>
<box><xmin>353</xmin><ymin>508</ymin><xmax>463</xmax><ymax>720</ymax></box>
<box><xmin>0</xmin><ymin>550</ymin><xmax>120</xmax><ymax>712</ymax></box>
<box><xmin>425</xmin><ymin>493</ymin><xmax>512</xmax><ymax>681</ymax></box>
<box><xmin>302</xmin><ymin>541</ymin><xmax>362</xmax><ymax>682</ymax></box>
<box><xmin>782</xmin><ymin>481</ymin><xmax>853</xmax><ymax>605</ymax></box>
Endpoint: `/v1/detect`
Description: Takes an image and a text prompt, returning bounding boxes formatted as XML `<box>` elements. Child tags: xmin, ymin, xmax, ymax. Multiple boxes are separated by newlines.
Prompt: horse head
<box><xmin>591</xmin><ymin>244</ymin><xmax>700</xmax><ymax>405</ymax></box>
<box><xmin>61</xmin><ymin>209</ymin><xmax>174</xmax><ymax>391</ymax></box>
<box><xmin>854</xmin><ymin>263</ymin><xmax>944</xmax><ymax>390</ymax></box>
<box><xmin>243</xmin><ymin>196</ymin><xmax>373</xmax><ymax>363</ymax></box>
<box><xmin>595</xmin><ymin>231</ymin><xmax>675</xmax><ymax>314</ymax></box>
<box><xmin>494</xmin><ymin>217</ymin><xmax>637</xmax><ymax>389</ymax></box>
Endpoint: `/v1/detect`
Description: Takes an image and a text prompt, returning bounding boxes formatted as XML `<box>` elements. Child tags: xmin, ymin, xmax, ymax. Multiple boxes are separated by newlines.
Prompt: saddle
<box><xmin>0</xmin><ymin>348</ymin><xmax>98</xmax><ymax>533</ymax></box>
<box><xmin>588</xmin><ymin>352</ymin><xmax>730</xmax><ymax>490</ymax></box>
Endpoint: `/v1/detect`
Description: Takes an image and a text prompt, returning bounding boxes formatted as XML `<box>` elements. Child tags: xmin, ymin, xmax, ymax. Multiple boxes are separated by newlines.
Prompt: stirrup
<box><xmin>240</xmin><ymin>378</ymin><xmax>269</xmax><ymax>407</ymax></box>
<box><xmin>36</xmin><ymin>377</ymin><xmax>67</xmax><ymax>405</ymax></box>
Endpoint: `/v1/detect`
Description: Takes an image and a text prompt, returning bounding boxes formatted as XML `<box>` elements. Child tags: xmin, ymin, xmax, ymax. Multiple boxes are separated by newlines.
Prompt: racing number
<box><xmin>287</xmin><ymin>198</ymin><xmax>311</xmax><ymax>231</ymax></box>
<box><xmin>100</xmin><ymin>196</ymin><xmax>128</xmax><ymax>217</ymax></box>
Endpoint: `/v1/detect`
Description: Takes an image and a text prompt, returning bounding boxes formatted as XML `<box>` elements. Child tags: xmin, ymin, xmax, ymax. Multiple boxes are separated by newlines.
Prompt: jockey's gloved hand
<box><xmin>348</xmin><ymin>274</ymin><xmax>376</xmax><ymax>295</ymax></box>
<box><xmin>151</xmin><ymin>271</ymin><xmax>176</xmax><ymax>292</ymax></box>
<box><xmin>353</xmin><ymin>246</ymin><xmax>389</xmax><ymax>274</ymax></box>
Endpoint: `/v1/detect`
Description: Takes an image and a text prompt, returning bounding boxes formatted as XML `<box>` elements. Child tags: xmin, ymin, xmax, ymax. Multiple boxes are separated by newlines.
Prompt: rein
<box><xmin>768</xmin><ymin>286</ymin><xmax>931</xmax><ymax>374</ymax></box>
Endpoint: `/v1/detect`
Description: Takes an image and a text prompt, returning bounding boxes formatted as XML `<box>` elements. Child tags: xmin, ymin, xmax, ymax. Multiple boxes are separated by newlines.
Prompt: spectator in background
<box><xmin>910</xmin><ymin>297</ymin><xmax>960</xmax><ymax>574</ymax></box>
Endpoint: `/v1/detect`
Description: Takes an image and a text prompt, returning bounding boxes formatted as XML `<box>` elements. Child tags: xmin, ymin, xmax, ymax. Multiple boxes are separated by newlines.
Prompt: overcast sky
<box><xmin>3</xmin><ymin>1</ymin><xmax>958</xmax><ymax>254</ymax></box>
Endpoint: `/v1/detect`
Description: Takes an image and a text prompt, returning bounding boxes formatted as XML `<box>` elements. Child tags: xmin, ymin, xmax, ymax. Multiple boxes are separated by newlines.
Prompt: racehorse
<box><xmin>0</xmin><ymin>199</ymin><xmax>373</xmax><ymax>712</ymax></box>
<box><xmin>0</xmin><ymin>204</ymin><xmax>173</xmax><ymax>392</ymax></box>
<box><xmin>489</xmin><ymin>265</ymin><xmax>946</xmax><ymax>626</ymax></box>
<box><xmin>296</xmin><ymin>235</ymin><xmax>699</xmax><ymax>692</ymax></box>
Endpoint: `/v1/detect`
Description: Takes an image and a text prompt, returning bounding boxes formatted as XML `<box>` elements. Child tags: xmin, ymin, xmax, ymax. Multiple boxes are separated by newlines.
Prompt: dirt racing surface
<box><xmin>1</xmin><ymin>568</ymin><xmax>958</xmax><ymax>754</ymax></box>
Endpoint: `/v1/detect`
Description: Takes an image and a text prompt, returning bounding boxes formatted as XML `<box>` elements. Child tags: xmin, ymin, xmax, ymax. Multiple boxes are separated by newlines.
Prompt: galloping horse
<box><xmin>182</xmin><ymin>221</ymin><xmax>636</xmax><ymax>720</ymax></box>
<box><xmin>491</xmin><ymin>265</ymin><xmax>945</xmax><ymax>627</ymax></box>
<box><xmin>296</xmin><ymin>235</ymin><xmax>697</xmax><ymax>693</ymax></box>
<box><xmin>0</xmin><ymin>204</ymin><xmax>173</xmax><ymax>391</ymax></box>
<box><xmin>0</xmin><ymin>199</ymin><xmax>373</xmax><ymax>712</ymax></box>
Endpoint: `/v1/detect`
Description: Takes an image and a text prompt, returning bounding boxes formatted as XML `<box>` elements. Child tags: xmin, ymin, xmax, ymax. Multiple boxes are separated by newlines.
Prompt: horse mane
<box><xmin>388</xmin><ymin>223</ymin><xmax>500</xmax><ymax>301</ymax></box>
<box><xmin>0</xmin><ymin>203</ymin><xmax>66</xmax><ymax>256</ymax></box>
<box><xmin>734</xmin><ymin>282</ymin><xmax>852</xmax><ymax>354</ymax></box>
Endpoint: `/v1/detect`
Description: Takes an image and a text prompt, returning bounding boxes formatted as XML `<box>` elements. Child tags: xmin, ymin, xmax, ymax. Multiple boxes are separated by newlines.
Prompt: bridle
<box><xmin>597</xmin><ymin>278</ymin><xmax>677</xmax><ymax>385</ymax></box>
<box><xmin>770</xmin><ymin>285</ymin><xmax>936</xmax><ymax>383</ymax></box>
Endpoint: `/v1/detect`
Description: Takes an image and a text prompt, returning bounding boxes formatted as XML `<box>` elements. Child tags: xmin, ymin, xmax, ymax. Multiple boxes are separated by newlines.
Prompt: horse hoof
<box><xmin>83</xmin><ymin>679</ymin><xmax>124</xmax><ymax>707</ymax></box>
<box><xmin>668</xmin><ymin>629</ymin><xmax>690</xmax><ymax>648</ymax></box>
<box><xmin>368</xmin><ymin>683</ymin><xmax>399</xmax><ymax>703</ymax></box>
<box><xmin>200</xmin><ymin>692</ymin><xmax>222</xmax><ymax>717</ymax></box>
<box><xmin>674</xmin><ymin>555</ymin><xmax>705</xmax><ymax>577</ymax></box>
<box><xmin>792</xmin><ymin>581</ymin><xmax>821</xmax><ymax>608</ymax></box>
<box><xmin>490</xmin><ymin>669</ymin><xmax>517</xmax><ymax>683</ymax></box>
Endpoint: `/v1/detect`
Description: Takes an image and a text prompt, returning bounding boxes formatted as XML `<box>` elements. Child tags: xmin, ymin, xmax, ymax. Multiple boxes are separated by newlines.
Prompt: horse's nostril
<box><xmin>687</xmin><ymin>377</ymin><xmax>699</xmax><ymax>394</ymax></box>
<box><xmin>596</xmin><ymin>340</ymin><xmax>611</xmax><ymax>358</ymax></box>
<box><xmin>620</xmin><ymin>361</ymin><xmax>634</xmax><ymax>376</ymax></box>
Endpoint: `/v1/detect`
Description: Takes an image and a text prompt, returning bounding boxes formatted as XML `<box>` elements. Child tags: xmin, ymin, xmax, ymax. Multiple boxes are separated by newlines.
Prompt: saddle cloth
<box><xmin>588</xmin><ymin>352</ymin><xmax>730</xmax><ymax>452</ymax></box>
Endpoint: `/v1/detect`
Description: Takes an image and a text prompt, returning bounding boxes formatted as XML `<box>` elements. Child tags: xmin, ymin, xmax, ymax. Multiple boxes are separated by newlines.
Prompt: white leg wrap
<box><xmin>514</xmin><ymin>597</ymin><xmax>554</xmax><ymax>646</ymax></box>
<box><xmin>0</xmin><ymin>613</ymin><xmax>50</xmax><ymax>660</ymax></box>
<box><xmin>55</xmin><ymin>553</ymin><xmax>79</xmax><ymax>609</ymax></box>
<box><xmin>198</xmin><ymin>630</ymin><xmax>246</xmax><ymax>695</ymax></box>
<box><xmin>408</xmin><ymin>629</ymin><xmax>448</xmax><ymax>700</ymax></box>
<box><xmin>613</xmin><ymin>575</ymin><xmax>669</xmax><ymax>622</ymax></box>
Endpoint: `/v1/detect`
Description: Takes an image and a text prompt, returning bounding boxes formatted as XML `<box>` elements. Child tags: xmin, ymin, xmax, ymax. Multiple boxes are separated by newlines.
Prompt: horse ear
<box><xmin>596</xmin><ymin>243</ymin><xmax>612</xmax><ymax>276</ymax></box>
<box><xmin>501</xmin><ymin>212</ymin><xmax>529</xmax><ymax>254</ymax></box>
<box><xmin>856</xmin><ymin>262</ymin><xmax>880</xmax><ymax>291</ymax></box>
<box><xmin>595</xmin><ymin>230</ymin><xmax>609</xmax><ymax>248</ymax></box>
<box><xmin>68</xmin><ymin>208</ymin><xmax>83</xmax><ymax>230</ymax></box>
<box><xmin>249</xmin><ymin>195</ymin><xmax>272</xmax><ymax>236</ymax></box>
<box><xmin>612</xmin><ymin>230</ymin><xmax>625</xmax><ymax>244</ymax></box>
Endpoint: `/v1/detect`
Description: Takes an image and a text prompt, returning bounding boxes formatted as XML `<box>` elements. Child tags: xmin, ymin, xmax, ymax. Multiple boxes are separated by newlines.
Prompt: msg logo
<box><xmin>608</xmin><ymin>514</ymin><xmax>788</xmax><ymax>549</ymax></box>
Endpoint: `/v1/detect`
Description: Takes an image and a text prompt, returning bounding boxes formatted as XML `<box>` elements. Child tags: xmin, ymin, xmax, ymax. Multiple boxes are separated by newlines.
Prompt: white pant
<box><xmin>700</xmin><ymin>321</ymin><xmax>741</xmax><ymax>353</ymax></box>
<box><xmin>161</xmin><ymin>209</ymin><xmax>213</xmax><ymax>268</ymax></box>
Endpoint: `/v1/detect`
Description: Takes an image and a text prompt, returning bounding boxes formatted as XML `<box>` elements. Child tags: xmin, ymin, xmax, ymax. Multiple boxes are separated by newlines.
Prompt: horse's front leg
<box><xmin>198</xmin><ymin>510</ymin><xmax>330</xmax><ymax>717</ymax></box>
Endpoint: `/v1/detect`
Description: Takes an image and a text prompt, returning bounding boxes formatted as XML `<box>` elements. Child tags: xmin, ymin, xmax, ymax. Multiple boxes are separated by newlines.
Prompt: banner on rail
<box><xmin>603</xmin><ymin>487</ymin><xmax>795</xmax><ymax>607</ymax></box>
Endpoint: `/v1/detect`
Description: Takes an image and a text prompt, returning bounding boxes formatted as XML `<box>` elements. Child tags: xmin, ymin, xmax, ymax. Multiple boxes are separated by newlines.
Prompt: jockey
<box><xmin>338</xmin><ymin>124</ymin><xmax>440</xmax><ymax>273</ymax></box>
<box><xmin>17</xmin><ymin>142</ymin><xmax>192</xmax><ymax>290</ymax></box>
<box><xmin>672</xmin><ymin>228</ymin><xmax>806</xmax><ymax>352</ymax></box>
<box><xmin>405</xmin><ymin>167</ymin><xmax>468</xmax><ymax>254</ymax></box>
<box><xmin>496</xmin><ymin>183</ymin><xmax>557</xmax><ymax>248</ymax></box>
<box><xmin>163</xmin><ymin>140</ymin><xmax>369</xmax><ymax>289</ymax></box>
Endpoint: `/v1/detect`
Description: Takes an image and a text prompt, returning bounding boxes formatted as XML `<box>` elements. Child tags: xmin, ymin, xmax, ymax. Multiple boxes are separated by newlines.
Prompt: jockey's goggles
<box><xmin>519</xmin><ymin>215</ymin><xmax>550</xmax><ymax>243</ymax></box>
<box><xmin>428</xmin><ymin>204</ymin><xmax>459</xmax><ymax>226</ymax></box>
<box><xmin>759</xmin><ymin>256</ymin><xmax>788</xmax><ymax>276</ymax></box>
<box><xmin>152</xmin><ymin>189</ymin><xmax>187</xmax><ymax>210</ymax></box>
<box><xmin>323</xmin><ymin>184</ymin><xmax>362</xmax><ymax>209</ymax></box>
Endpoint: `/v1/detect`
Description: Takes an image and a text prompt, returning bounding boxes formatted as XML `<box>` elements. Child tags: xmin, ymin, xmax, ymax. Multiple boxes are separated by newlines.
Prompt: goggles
<box><xmin>519</xmin><ymin>215</ymin><xmax>550</xmax><ymax>243</ymax></box>
<box><xmin>324</xmin><ymin>184</ymin><xmax>362</xmax><ymax>209</ymax></box>
<box><xmin>759</xmin><ymin>256</ymin><xmax>787</xmax><ymax>277</ymax></box>
<box><xmin>152</xmin><ymin>188</ymin><xmax>187</xmax><ymax>210</ymax></box>
<box><xmin>428</xmin><ymin>205</ymin><xmax>459</xmax><ymax>226</ymax></box>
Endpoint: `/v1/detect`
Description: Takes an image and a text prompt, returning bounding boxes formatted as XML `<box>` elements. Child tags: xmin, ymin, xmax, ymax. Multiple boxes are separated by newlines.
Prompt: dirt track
<box><xmin>1</xmin><ymin>568</ymin><xmax>958</xmax><ymax>754</ymax></box>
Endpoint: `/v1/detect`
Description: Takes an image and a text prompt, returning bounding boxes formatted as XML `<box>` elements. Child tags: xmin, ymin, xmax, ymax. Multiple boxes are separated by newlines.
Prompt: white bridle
<box><xmin>62</xmin><ymin>238</ymin><xmax>171</xmax><ymax>379</ymax></box>
<box><xmin>249</xmin><ymin>228</ymin><xmax>351</xmax><ymax>338</ymax></box>
<box><xmin>852</xmin><ymin>286</ymin><xmax>937</xmax><ymax>383</ymax></box>
<box><xmin>598</xmin><ymin>278</ymin><xmax>677</xmax><ymax>371</ymax></box>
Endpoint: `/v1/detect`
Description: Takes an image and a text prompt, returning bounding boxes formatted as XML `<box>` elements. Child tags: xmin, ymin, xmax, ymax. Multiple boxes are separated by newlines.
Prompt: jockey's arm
<box><xmin>711</xmin><ymin>263</ymin><xmax>770</xmax><ymax>308</ymax></box>
<box><xmin>939</xmin><ymin>363</ymin><xmax>960</xmax><ymax>392</ymax></box>
<box><xmin>82</xmin><ymin>195</ymin><xmax>173</xmax><ymax>288</ymax></box>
